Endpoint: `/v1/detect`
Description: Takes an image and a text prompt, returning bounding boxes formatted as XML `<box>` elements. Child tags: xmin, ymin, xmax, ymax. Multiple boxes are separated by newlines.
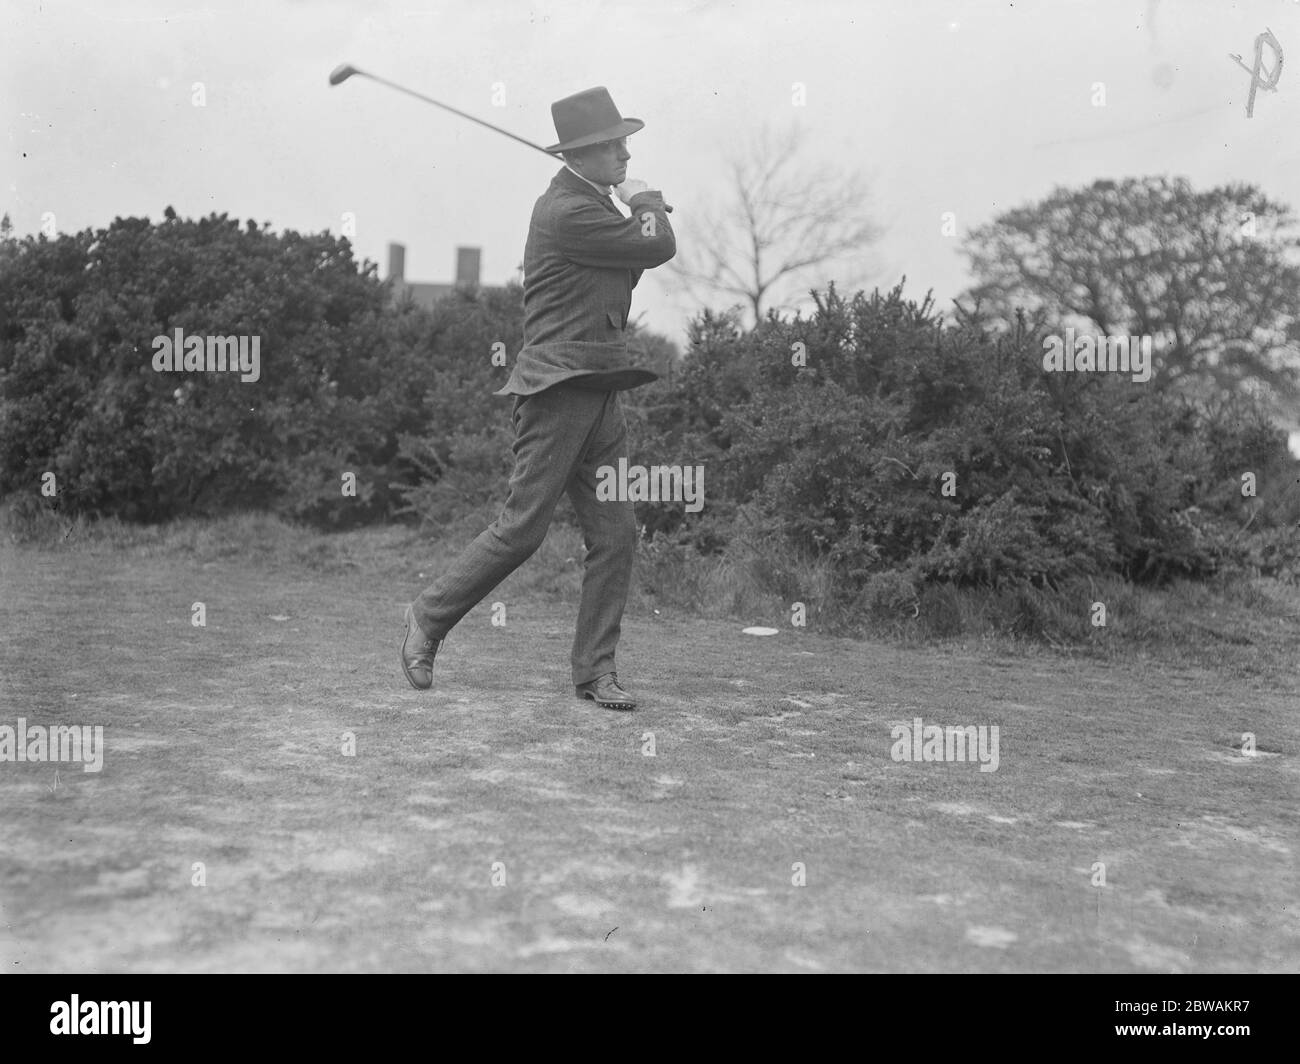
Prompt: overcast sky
<box><xmin>3</xmin><ymin>0</ymin><xmax>1298</xmax><ymax>443</ymax></box>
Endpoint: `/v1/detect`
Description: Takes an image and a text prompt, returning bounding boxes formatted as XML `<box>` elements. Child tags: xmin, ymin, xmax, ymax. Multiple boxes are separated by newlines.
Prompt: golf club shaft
<box><xmin>337</xmin><ymin>66</ymin><xmax>672</xmax><ymax>212</ymax></box>
<box><xmin>359</xmin><ymin>70</ymin><xmax>561</xmax><ymax>161</ymax></box>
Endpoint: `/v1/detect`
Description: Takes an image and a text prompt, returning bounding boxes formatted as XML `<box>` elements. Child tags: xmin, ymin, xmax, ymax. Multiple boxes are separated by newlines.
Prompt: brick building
<box><xmin>386</xmin><ymin>243</ymin><xmax>508</xmax><ymax>308</ymax></box>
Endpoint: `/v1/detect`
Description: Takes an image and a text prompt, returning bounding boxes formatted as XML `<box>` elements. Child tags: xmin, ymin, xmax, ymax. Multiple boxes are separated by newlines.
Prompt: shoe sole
<box><xmin>577</xmin><ymin>691</ymin><xmax>636</xmax><ymax>711</ymax></box>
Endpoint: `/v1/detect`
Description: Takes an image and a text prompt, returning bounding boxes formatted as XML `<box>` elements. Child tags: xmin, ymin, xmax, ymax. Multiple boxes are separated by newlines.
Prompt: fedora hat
<box><xmin>545</xmin><ymin>86</ymin><xmax>644</xmax><ymax>153</ymax></box>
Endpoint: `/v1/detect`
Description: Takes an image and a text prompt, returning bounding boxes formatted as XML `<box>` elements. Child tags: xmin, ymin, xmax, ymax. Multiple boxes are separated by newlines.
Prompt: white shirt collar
<box><xmin>564</xmin><ymin>164</ymin><xmax>612</xmax><ymax>196</ymax></box>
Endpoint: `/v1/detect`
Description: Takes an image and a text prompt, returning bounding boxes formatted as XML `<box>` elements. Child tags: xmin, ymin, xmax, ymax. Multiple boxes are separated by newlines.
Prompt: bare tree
<box><xmin>668</xmin><ymin>124</ymin><xmax>881</xmax><ymax>326</ymax></box>
<box><xmin>960</xmin><ymin>176</ymin><xmax>1300</xmax><ymax>411</ymax></box>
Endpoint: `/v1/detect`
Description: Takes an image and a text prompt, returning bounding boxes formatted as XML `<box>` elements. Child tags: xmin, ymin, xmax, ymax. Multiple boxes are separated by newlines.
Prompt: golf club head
<box><xmin>328</xmin><ymin>64</ymin><xmax>362</xmax><ymax>87</ymax></box>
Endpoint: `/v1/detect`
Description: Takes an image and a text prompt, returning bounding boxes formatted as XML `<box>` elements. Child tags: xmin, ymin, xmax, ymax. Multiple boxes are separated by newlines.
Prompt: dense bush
<box><xmin>3</xmin><ymin>209</ymin><xmax>1293</xmax><ymax>601</ymax></box>
<box><xmin>387</xmin><ymin>284</ymin><xmax>522</xmax><ymax>530</ymax></box>
<box><xmin>631</xmin><ymin>282</ymin><xmax>1299</xmax><ymax>598</ymax></box>
<box><xmin>0</xmin><ymin>209</ymin><xmax>425</xmax><ymax>526</ymax></box>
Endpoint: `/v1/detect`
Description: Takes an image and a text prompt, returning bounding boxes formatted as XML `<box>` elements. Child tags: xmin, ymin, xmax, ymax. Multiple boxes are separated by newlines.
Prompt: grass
<box><xmin>0</xmin><ymin>505</ymin><xmax>1296</xmax><ymax>972</ymax></box>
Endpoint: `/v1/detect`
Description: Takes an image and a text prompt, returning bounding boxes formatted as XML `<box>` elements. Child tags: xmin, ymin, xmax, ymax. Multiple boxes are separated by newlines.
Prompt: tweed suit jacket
<box><xmin>496</xmin><ymin>166</ymin><xmax>677</xmax><ymax>396</ymax></box>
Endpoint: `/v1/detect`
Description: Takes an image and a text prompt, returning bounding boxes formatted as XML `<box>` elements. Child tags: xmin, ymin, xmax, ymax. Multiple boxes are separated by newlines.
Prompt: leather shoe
<box><xmin>400</xmin><ymin>605</ymin><xmax>441</xmax><ymax>690</ymax></box>
<box><xmin>575</xmin><ymin>672</ymin><xmax>636</xmax><ymax>711</ymax></box>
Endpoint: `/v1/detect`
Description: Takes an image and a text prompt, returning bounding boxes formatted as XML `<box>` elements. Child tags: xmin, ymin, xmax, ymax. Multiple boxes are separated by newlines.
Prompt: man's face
<box><xmin>571</xmin><ymin>137</ymin><xmax>631</xmax><ymax>188</ymax></box>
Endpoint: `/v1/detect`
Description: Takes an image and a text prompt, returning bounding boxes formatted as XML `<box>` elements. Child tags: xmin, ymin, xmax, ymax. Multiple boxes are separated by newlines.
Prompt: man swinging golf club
<box><xmin>400</xmin><ymin>86</ymin><xmax>676</xmax><ymax>710</ymax></box>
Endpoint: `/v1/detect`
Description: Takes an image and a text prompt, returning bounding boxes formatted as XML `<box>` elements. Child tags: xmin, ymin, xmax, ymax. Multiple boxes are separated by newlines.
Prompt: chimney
<box><xmin>455</xmin><ymin>246</ymin><xmax>481</xmax><ymax>286</ymax></box>
<box><xmin>388</xmin><ymin>242</ymin><xmax>406</xmax><ymax>283</ymax></box>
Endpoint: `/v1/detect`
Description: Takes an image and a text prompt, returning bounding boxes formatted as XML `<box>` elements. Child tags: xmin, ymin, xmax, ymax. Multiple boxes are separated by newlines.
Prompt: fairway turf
<box><xmin>0</xmin><ymin>523</ymin><xmax>1296</xmax><ymax>973</ymax></box>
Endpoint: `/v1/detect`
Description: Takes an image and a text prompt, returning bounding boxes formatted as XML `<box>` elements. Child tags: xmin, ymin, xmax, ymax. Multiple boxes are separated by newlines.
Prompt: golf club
<box><xmin>329</xmin><ymin>63</ymin><xmax>671</xmax><ymax>211</ymax></box>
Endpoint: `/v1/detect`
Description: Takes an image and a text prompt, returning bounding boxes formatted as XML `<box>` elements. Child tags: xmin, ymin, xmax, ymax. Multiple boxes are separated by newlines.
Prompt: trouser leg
<box><xmin>411</xmin><ymin>387</ymin><xmax>608</xmax><ymax>640</ymax></box>
<box><xmin>565</xmin><ymin>391</ymin><xmax>637</xmax><ymax>686</ymax></box>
